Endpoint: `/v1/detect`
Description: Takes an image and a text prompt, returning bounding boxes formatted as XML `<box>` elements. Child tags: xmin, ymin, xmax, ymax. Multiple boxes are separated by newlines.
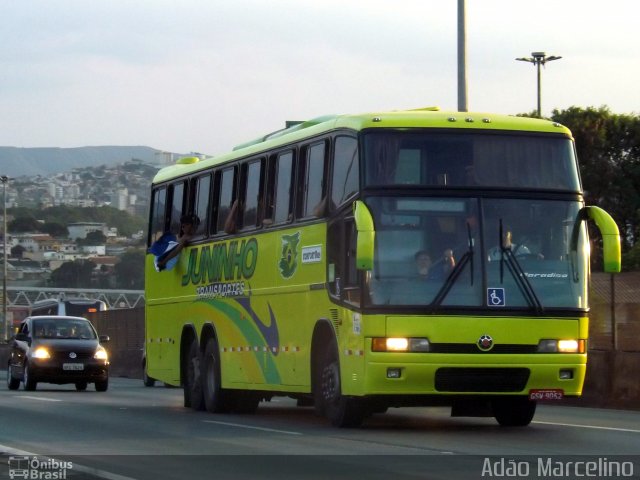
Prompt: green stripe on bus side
<box><xmin>197</xmin><ymin>297</ymin><xmax>281</xmax><ymax>384</ymax></box>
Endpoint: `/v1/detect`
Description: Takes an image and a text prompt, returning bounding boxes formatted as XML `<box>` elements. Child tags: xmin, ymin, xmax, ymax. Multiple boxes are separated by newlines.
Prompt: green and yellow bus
<box><xmin>145</xmin><ymin>108</ymin><xmax>620</xmax><ymax>427</ymax></box>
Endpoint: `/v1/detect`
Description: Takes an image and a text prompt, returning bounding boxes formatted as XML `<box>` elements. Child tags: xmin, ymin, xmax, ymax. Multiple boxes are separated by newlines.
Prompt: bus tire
<box><xmin>493</xmin><ymin>397</ymin><xmax>536</xmax><ymax>427</ymax></box>
<box><xmin>143</xmin><ymin>362</ymin><xmax>156</xmax><ymax>387</ymax></box>
<box><xmin>185</xmin><ymin>338</ymin><xmax>205</xmax><ymax>411</ymax></box>
<box><xmin>202</xmin><ymin>337</ymin><xmax>231</xmax><ymax>413</ymax></box>
<box><xmin>318</xmin><ymin>339</ymin><xmax>364</xmax><ymax>428</ymax></box>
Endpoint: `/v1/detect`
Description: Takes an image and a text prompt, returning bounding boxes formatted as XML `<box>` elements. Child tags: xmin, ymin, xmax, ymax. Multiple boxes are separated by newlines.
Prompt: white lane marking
<box><xmin>16</xmin><ymin>396</ymin><xmax>62</xmax><ymax>402</ymax></box>
<box><xmin>203</xmin><ymin>420</ymin><xmax>302</xmax><ymax>435</ymax></box>
<box><xmin>533</xmin><ymin>421</ymin><xmax>640</xmax><ymax>433</ymax></box>
<box><xmin>0</xmin><ymin>443</ymin><xmax>136</xmax><ymax>480</ymax></box>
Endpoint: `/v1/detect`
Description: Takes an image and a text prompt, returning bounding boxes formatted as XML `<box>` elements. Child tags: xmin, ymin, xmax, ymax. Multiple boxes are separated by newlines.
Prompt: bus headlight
<box><xmin>372</xmin><ymin>338</ymin><xmax>430</xmax><ymax>352</ymax></box>
<box><xmin>537</xmin><ymin>339</ymin><xmax>585</xmax><ymax>353</ymax></box>
<box><xmin>32</xmin><ymin>347</ymin><xmax>50</xmax><ymax>359</ymax></box>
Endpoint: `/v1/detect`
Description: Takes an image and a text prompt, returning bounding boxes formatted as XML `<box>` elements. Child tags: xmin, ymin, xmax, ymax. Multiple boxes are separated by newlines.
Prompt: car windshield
<box><xmin>32</xmin><ymin>318</ymin><xmax>97</xmax><ymax>340</ymax></box>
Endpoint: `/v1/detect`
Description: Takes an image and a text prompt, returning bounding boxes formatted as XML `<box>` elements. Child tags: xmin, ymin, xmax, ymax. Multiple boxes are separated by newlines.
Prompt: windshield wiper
<box><xmin>430</xmin><ymin>223</ymin><xmax>475</xmax><ymax>312</ymax></box>
<box><xmin>497</xmin><ymin>220</ymin><xmax>544</xmax><ymax>315</ymax></box>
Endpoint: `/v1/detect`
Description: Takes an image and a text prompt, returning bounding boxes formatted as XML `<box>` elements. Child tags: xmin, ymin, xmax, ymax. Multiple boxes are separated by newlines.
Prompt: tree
<box><xmin>49</xmin><ymin>259</ymin><xmax>96</xmax><ymax>288</ymax></box>
<box><xmin>551</xmin><ymin>107</ymin><xmax>640</xmax><ymax>269</ymax></box>
<box><xmin>78</xmin><ymin>230</ymin><xmax>107</xmax><ymax>246</ymax></box>
<box><xmin>114</xmin><ymin>249</ymin><xmax>145</xmax><ymax>289</ymax></box>
<box><xmin>11</xmin><ymin>244</ymin><xmax>26</xmax><ymax>259</ymax></box>
<box><xmin>41</xmin><ymin>222</ymin><xmax>68</xmax><ymax>238</ymax></box>
<box><xmin>9</xmin><ymin>216</ymin><xmax>42</xmax><ymax>233</ymax></box>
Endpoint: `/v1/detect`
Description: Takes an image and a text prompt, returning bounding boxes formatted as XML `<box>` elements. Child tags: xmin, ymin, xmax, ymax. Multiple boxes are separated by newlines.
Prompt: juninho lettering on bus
<box><xmin>181</xmin><ymin>238</ymin><xmax>258</xmax><ymax>286</ymax></box>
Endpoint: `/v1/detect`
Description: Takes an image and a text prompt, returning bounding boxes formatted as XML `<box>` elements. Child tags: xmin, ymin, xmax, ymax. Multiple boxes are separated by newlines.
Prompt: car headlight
<box><xmin>32</xmin><ymin>347</ymin><xmax>50</xmax><ymax>359</ymax></box>
<box><xmin>94</xmin><ymin>346</ymin><xmax>108</xmax><ymax>360</ymax></box>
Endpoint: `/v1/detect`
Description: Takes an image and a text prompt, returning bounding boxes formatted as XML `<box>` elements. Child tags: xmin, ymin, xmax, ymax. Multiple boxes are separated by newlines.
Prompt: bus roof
<box><xmin>152</xmin><ymin>108</ymin><xmax>572</xmax><ymax>185</ymax></box>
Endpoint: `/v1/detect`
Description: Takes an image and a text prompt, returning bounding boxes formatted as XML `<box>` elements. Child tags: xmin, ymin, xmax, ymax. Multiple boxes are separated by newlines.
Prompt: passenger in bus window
<box><xmin>156</xmin><ymin>214</ymin><xmax>199</xmax><ymax>271</ymax></box>
<box><xmin>224</xmin><ymin>199</ymin><xmax>239</xmax><ymax>234</ymax></box>
<box><xmin>415</xmin><ymin>249</ymin><xmax>456</xmax><ymax>280</ymax></box>
<box><xmin>414</xmin><ymin>251</ymin><xmax>432</xmax><ymax>279</ymax></box>
<box><xmin>487</xmin><ymin>227</ymin><xmax>531</xmax><ymax>261</ymax></box>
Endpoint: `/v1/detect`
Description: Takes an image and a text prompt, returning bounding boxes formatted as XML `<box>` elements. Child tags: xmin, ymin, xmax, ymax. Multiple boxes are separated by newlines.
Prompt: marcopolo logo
<box><xmin>8</xmin><ymin>456</ymin><xmax>73</xmax><ymax>479</ymax></box>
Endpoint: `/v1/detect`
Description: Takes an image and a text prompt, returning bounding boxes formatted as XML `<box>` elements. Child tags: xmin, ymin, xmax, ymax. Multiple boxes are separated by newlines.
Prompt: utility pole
<box><xmin>457</xmin><ymin>0</ymin><xmax>468</xmax><ymax>112</ymax></box>
<box><xmin>516</xmin><ymin>51</ymin><xmax>562</xmax><ymax>117</ymax></box>
<box><xmin>1</xmin><ymin>175</ymin><xmax>8</xmax><ymax>341</ymax></box>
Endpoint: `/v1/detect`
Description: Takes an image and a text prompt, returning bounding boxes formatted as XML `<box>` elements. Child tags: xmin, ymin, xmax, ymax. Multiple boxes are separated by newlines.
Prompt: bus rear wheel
<box><xmin>202</xmin><ymin>337</ymin><xmax>231</xmax><ymax>413</ymax></box>
<box><xmin>184</xmin><ymin>338</ymin><xmax>205</xmax><ymax>411</ymax></box>
<box><xmin>492</xmin><ymin>397</ymin><xmax>536</xmax><ymax>426</ymax></box>
<box><xmin>318</xmin><ymin>339</ymin><xmax>364</xmax><ymax>428</ymax></box>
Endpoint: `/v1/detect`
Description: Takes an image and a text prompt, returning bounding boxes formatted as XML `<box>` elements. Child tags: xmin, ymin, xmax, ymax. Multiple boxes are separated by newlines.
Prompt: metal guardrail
<box><xmin>5</xmin><ymin>287</ymin><xmax>145</xmax><ymax>309</ymax></box>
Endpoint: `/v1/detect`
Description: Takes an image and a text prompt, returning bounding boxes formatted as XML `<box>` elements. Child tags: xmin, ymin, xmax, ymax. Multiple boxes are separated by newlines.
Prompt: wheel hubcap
<box><xmin>321</xmin><ymin>363</ymin><xmax>339</xmax><ymax>402</ymax></box>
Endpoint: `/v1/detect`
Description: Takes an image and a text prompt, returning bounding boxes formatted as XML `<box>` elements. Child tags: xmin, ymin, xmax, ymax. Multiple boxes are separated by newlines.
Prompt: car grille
<box><xmin>435</xmin><ymin>367</ymin><xmax>530</xmax><ymax>392</ymax></box>
<box><xmin>50</xmin><ymin>350</ymin><xmax>94</xmax><ymax>360</ymax></box>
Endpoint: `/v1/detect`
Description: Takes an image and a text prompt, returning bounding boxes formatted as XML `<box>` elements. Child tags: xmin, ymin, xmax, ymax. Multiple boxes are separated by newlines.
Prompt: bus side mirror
<box><xmin>572</xmin><ymin>206</ymin><xmax>621</xmax><ymax>273</ymax></box>
<box><xmin>353</xmin><ymin>200</ymin><xmax>375</xmax><ymax>271</ymax></box>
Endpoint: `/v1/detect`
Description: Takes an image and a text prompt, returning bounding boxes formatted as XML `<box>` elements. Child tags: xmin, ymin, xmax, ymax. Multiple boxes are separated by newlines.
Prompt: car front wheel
<box><xmin>7</xmin><ymin>364</ymin><xmax>20</xmax><ymax>390</ymax></box>
<box><xmin>95</xmin><ymin>378</ymin><xmax>109</xmax><ymax>392</ymax></box>
<box><xmin>23</xmin><ymin>362</ymin><xmax>37</xmax><ymax>391</ymax></box>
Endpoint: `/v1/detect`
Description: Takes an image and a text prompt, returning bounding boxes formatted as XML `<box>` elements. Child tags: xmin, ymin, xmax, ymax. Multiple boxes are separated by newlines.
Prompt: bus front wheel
<box><xmin>184</xmin><ymin>338</ymin><xmax>205</xmax><ymax>411</ymax></box>
<box><xmin>492</xmin><ymin>397</ymin><xmax>536</xmax><ymax>426</ymax></box>
<box><xmin>317</xmin><ymin>339</ymin><xmax>364</xmax><ymax>428</ymax></box>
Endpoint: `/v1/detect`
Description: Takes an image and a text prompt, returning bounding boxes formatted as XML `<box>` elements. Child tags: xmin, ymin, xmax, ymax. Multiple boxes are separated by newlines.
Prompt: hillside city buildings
<box><xmin>0</xmin><ymin>157</ymin><xmax>167</xmax><ymax>288</ymax></box>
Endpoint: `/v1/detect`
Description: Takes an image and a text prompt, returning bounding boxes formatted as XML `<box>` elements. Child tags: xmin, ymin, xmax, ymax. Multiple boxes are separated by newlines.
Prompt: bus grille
<box><xmin>435</xmin><ymin>367</ymin><xmax>530</xmax><ymax>392</ymax></box>
<box><xmin>429</xmin><ymin>344</ymin><xmax>538</xmax><ymax>354</ymax></box>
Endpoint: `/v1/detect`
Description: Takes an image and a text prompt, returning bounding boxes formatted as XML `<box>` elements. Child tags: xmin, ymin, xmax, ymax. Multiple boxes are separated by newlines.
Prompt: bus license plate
<box><xmin>63</xmin><ymin>363</ymin><xmax>84</xmax><ymax>371</ymax></box>
<box><xmin>529</xmin><ymin>389</ymin><xmax>563</xmax><ymax>401</ymax></box>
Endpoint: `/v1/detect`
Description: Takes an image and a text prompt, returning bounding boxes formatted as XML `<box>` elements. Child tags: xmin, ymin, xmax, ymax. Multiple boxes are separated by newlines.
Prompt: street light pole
<box><xmin>457</xmin><ymin>0</ymin><xmax>468</xmax><ymax>112</ymax></box>
<box><xmin>516</xmin><ymin>51</ymin><xmax>562</xmax><ymax>118</ymax></box>
<box><xmin>1</xmin><ymin>175</ymin><xmax>8</xmax><ymax>341</ymax></box>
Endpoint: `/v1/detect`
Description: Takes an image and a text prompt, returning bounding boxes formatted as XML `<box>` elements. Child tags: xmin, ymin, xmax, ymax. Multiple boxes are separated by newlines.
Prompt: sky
<box><xmin>0</xmin><ymin>0</ymin><xmax>638</xmax><ymax>157</ymax></box>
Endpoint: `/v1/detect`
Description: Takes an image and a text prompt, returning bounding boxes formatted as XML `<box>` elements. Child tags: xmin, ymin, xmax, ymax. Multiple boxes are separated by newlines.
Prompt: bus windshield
<box><xmin>363</xmin><ymin>130</ymin><xmax>580</xmax><ymax>190</ymax></box>
<box><xmin>365</xmin><ymin>196</ymin><xmax>588</xmax><ymax>311</ymax></box>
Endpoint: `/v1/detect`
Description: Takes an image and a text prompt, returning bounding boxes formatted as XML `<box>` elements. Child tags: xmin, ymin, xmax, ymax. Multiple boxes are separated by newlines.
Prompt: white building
<box><xmin>67</xmin><ymin>222</ymin><xmax>108</xmax><ymax>240</ymax></box>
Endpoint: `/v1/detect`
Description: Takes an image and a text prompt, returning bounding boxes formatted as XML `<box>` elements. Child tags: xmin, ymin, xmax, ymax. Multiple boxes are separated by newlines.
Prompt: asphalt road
<box><xmin>0</xmin><ymin>375</ymin><xmax>638</xmax><ymax>480</ymax></box>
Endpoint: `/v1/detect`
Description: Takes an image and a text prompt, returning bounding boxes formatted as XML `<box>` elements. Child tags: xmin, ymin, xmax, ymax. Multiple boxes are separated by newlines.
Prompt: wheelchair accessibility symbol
<box><xmin>487</xmin><ymin>288</ymin><xmax>506</xmax><ymax>307</ymax></box>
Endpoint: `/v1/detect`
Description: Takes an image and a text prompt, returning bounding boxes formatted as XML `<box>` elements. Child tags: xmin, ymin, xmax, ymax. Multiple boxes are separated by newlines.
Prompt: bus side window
<box><xmin>299</xmin><ymin>141</ymin><xmax>327</xmax><ymax>219</ymax></box>
<box><xmin>191</xmin><ymin>173</ymin><xmax>211</xmax><ymax>238</ymax></box>
<box><xmin>149</xmin><ymin>187</ymin><xmax>167</xmax><ymax>244</ymax></box>
<box><xmin>331</xmin><ymin>136</ymin><xmax>359</xmax><ymax>208</ymax></box>
<box><xmin>241</xmin><ymin>159</ymin><xmax>264</xmax><ymax>230</ymax></box>
<box><xmin>215</xmin><ymin>167</ymin><xmax>237</xmax><ymax>234</ymax></box>
<box><xmin>265</xmin><ymin>151</ymin><xmax>294</xmax><ymax>225</ymax></box>
<box><xmin>169</xmin><ymin>181</ymin><xmax>186</xmax><ymax>235</ymax></box>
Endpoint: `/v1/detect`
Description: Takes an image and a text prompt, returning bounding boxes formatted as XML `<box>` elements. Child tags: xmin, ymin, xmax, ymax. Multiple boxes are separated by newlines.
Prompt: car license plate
<box><xmin>63</xmin><ymin>363</ymin><xmax>84</xmax><ymax>371</ymax></box>
<box><xmin>529</xmin><ymin>389</ymin><xmax>564</xmax><ymax>401</ymax></box>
